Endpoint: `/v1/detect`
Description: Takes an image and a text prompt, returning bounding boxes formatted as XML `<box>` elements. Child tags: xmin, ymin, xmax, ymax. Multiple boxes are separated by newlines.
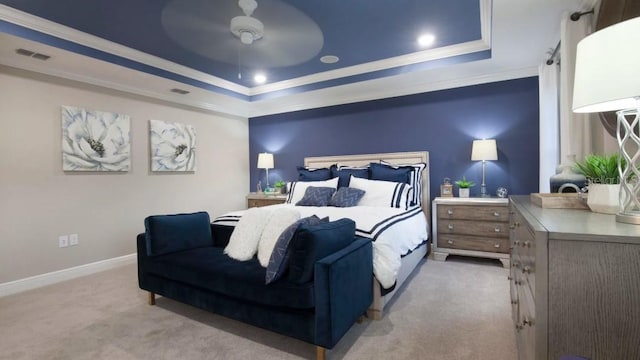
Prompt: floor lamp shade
<box><xmin>572</xmin><ymin>17</ymin><xmax>640</xmax><ymax>224</ymax></box>
<box><xmin>472</xmin><ymin>139</ymin><xmax>497</xmax><ymax>197</ymax></box>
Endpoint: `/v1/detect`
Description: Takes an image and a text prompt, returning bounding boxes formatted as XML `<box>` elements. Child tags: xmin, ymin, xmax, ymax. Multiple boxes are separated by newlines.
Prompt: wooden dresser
<box><xmin>509</xmin><ymin>195</ymin><xmax>640</xmax><ymax>360</ymax></box>
<box><xmin>246</xmin><ymin>192</ymin><xmax>287</xmax><ymax>208</ymax></box>
<box><xmin>432</xmin><ymin>197</ymin><xmax>510</xmax><ymax>267</ymax></box>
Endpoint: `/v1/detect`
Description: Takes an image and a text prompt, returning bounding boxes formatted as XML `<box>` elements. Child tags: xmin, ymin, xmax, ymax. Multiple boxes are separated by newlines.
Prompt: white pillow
<box><xmin>349</xmin><ymin>175</ymin><xmax>413</xmax><ymax>209</ymax></box>
<box><xmin>224</xmin><ymin>207</ymin><xmax>273</xmax><ymax>261</ymax></box>
<box><xmin>286</xmin><ymin>177</ymin><xmax>339</xmax><ymax>204</ymax></box>
<box><xmin>257</xmin><ymin>208</ymin><xmax>301</xmax><ymax>267</ymax></box>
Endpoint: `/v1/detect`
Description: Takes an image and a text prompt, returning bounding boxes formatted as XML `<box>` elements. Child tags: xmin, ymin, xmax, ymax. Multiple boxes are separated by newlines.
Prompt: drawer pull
<box><xmin>447</xmin><ymin>209</ymin><xmax>454</xmax><ymax>215</ymax></box>
<box><xmin>512</xmin><ymin>262</ymin><xmax>520</xmax><ymax>268</ymax></box>
<box><xmin>515</xmin><ymin>280</ymin><xmax>523</xmax><ymax>286</ymax></box>
<box><xmin>447</xmin><ymin>240</ymin><xmax>454</xmax><ymax>245</ymax></box>
<box><xmin>494</xmin><ymin>243</ymin><xmax>501</xmax><ymax>248</ymax></box>
<box><xmin>507</xmin><ymin>276</ymin><xmax>513</xmax><ymax>280</ymax></box>
<box><xmin>447</xmin><ymin>224</ymin><xmax>454</xmax><ymax>230</ymax></box>
<box><xmin>509</xmin><ymin>224</ymin><xmax>516</xmax><ymax>230</ymax></box>
<box><xmin>515</xmin><ymin>323</ymin><xmax>523</xmax><ymax>331</ymax></box>
<box><xmin>513</xmin><ymin>240</ymin><xmax>520</xmax><ymax>246</ymax></box>
<box><xmin>493</xmin><ymin>211</ymin><xmax>501</xmax><ymax>217</ymax></box>
<box><xmin>494</xmin><ymin>226</ymin><xmax>501</xmax><ymax>233</ymax></box>
<box><xmin>511</xmin><ymin>300</ymin><xmax>519</xmax><ymax>305</ymax></box>
<box><xmin>522</xmin><ymin>266</ymin><xmax>532</xmax><ymax>274</ymax></box>
<box><xmin>523</xmin><ymin>240</ymin><xmax>531</xmax><ymax>248</ymax></box>
<box><xmin>522</xmin><ymin>317</ymin><xmax>535</xmax><ymax>327</ymax></box>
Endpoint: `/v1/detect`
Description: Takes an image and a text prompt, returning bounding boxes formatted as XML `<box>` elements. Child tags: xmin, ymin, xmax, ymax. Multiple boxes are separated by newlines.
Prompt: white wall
<box><xmin>0</xmin><ymin>66</ymin><xmax>249</xmax><ymax>284</ymax></box>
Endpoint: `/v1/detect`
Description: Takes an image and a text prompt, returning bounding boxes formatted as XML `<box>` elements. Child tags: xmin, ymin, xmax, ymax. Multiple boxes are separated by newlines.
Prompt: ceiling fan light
<box><xmin>230</xmin><ymin>16</ymin><xmax>264</xmax><ymax>44</ymax></box>
<box><xmin>240</xmin><ymin>32</ymin><xmax>254</xmax><ymax>45</ymax></box>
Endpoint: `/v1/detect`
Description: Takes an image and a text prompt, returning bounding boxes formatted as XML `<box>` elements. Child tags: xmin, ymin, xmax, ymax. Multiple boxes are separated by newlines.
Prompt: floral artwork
<box><xmin>149</xmin><ymin>119</ymin><xmax>196</xmax><ymax>172</ymax></box>
<box><xmin>61</xmin><ymin>106</ymin><xmax>130</xmax><ymax>171</ymax></box>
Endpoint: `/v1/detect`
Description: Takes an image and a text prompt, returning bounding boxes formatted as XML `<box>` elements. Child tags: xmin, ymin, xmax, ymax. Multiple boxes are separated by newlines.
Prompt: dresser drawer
<box><xmin>438</xmin><ymin>205</ymin><xmax>509</xmax><ymax>222</ymax></box>
<box><xmin>247</xmin><ymin>198</ymin><xmax>285</xmax><ymax>208</ymax></box>
<box><xmin>438</xmin><ymin>219</ymin><xmax>509</xmax><ymax>238</ymax></box>
<box><xmin>438</xmin><ymin>234</ymin><xmax>509</xmax><ymax>253</ymax></box>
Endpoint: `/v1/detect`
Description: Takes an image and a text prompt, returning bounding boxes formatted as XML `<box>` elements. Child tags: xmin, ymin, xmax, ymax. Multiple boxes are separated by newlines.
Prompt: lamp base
<box><xmin>616</xmin><ymin>109</ymin><xmax>640</xmax><ymax>225</ymax></box>
<box><xmin>479</xmin><ymin>185</ymin><xmax>490</xmax><ymax>197</ymax></box>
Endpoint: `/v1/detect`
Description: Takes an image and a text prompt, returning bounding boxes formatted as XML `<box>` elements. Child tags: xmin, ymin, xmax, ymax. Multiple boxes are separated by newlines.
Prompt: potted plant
<box><xmin>274</xmin><ymin>180</ymin><xmax>287</xmax><ymax>194</ymax></box>
<box><xmin>455</xmin><ymin>176</ymin><xmax>475</xmax><ymax>198</ymax></box>
<box><xmin>574</xmin><ymin>154</ymin><xmax>623</xmax><ymax>214</ymax></box>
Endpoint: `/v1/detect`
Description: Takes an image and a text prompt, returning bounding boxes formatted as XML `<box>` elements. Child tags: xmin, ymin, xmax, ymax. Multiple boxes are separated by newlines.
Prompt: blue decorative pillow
<box><xmin>295</xmin><ymin>186</ymin><xmax>336</xmax><ymax>207</ymax></box>
<box><xmin>144</xmin><ymin>212</ymin><xmax>211</xmax><ymax>256</ymax></box>
<box><xmin>297</xmin><ymin>166</ymin><xmax>332</xmax><ymax>181</ymax></box>
<box><xmin>330</xmin><ymin>165</ymin><xmax>369</xmax><ymax>188</ymax></box>
<box><xmin>328</xmin><ymin>187</ymin><xmax>366</xmax><ymax>207</ymax></box>
<box><xmin>369</xmin><ymin>162</ymin><xmax>413</xmax><ymax>184</ymax></box>
<box><xmin>287</xmin><ymin>218</ymin><xmax>356</xmax><ymax>284</ymax></box>
<box><xmin>265</xmin><ymin>215</ymin><xmax>325</xmax><ymax>284</ymax></box>
<box><xmin>381</xmin><ymin>161</ymin><xmax>427</xmax><ymax>206</ymax></box>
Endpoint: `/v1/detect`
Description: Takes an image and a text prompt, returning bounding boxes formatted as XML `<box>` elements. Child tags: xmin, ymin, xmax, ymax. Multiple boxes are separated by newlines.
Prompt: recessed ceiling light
<box><xmin>320</xmin><ymin>55</ymin><xmax>339</xmax><ymax>64</ymax></box>
<box><xmin>417</xmin><ymin>34</ymin><xmax>435</xmax><ymax>47</ymax></box>
<box><xmin>254</xmin><ymin>73</ymin><xmax>267</xmax><ymax>84</ymax></box>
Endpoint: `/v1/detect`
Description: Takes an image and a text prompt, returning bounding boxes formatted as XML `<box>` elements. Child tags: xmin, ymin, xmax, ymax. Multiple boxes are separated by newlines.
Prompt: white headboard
<box><xmin>304</xmin><ymin>151</ymin><xmax>430</xmax><ymax>219</ymax></box>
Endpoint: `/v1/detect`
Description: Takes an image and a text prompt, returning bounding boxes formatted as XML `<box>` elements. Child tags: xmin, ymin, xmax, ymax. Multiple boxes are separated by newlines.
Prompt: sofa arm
<box><xmin>313</xmin><ymin>238</ymin><xmax>373</xmax><ymax>349</ymax></box>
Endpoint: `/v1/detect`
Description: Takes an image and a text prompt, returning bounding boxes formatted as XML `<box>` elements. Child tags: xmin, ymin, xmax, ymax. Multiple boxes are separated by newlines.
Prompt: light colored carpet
<box><xmin>0</xmin><ymin>255</ymin><xmax>517</xmax><ymax>360</ymax></box>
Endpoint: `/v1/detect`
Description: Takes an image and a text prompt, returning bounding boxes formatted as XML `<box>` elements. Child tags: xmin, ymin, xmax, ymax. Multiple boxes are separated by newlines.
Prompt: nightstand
<box><xmin>431</xmin><ymin>197</ymin><xmax>510</xmax><ymax>268</ymax></box>
<box><xmin>246</xmin><ymin>192</ymin><xmax>287</xmax><ymax>208</ymax></box>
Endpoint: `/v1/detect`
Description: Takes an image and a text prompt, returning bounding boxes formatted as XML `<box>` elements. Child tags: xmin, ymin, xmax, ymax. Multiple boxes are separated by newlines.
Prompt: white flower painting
<box><xmin>61</xmin><ymin>106</ymin><xmax>131</xmax><ymax>171</ymax></box>
<box><xmin>149</xmin><ymin>119</ymin><xmax>196</xmax><ymax>172</ymax></box>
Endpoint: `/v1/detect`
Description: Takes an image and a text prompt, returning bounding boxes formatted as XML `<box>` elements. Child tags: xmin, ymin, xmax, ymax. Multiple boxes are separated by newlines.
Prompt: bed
<box><xmin>214</xmin><ymin>151</ymin><xmax>430</xmax><ymax>320</ymax></box>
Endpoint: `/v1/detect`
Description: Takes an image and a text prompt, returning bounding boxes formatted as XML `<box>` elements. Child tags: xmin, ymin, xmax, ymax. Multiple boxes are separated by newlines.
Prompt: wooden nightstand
<box><xmin>432</xmin><ymin>197</ymin><xmax>510</xmax><ymax>268</ymax></box>
<box><xmin>246</xmin><ymin>192</ymin><xmax>287</xmax><ymax>208</ymax></box>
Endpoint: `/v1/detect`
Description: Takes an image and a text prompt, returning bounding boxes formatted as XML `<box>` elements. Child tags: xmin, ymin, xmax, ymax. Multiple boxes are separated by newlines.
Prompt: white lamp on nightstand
<box><xmin>471</xmin><ymin>139</ymin><xmax>498</xmax><ymax>197</ymax></box>
<box><xmin>573</xmin><ymin>17</ymin><xmax>640</xmax><ymax>224</ymax></box>
<box><xmin>257</xmin><ymin>152</ymin><xmax>274</xmax><ymax>189</ymax></box>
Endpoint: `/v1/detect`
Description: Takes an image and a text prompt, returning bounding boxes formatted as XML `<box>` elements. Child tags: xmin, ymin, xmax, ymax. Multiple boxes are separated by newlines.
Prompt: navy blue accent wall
<box><xmin>249</xmin><ymin>77</ymin><xmax>540</xmax><ymax>200</ymax></box>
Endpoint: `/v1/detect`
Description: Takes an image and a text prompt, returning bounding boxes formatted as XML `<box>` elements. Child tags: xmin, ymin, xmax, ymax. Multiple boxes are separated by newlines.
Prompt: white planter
<box><xmin>587</xmin><ymin>184</ymin><xmax>620</xmax><ymax>214</ymax></box>
<box><xmin>459</xmin><ymin>188</ymin><xmax>470</xmax><ymax>198</ymax></box>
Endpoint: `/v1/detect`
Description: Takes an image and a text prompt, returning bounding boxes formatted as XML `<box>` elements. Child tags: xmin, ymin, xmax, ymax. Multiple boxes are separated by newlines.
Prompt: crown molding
<box><xmin>0</xmin><ymin>4</ymin><xmax>250</xmax><ymax>96</ymax></box>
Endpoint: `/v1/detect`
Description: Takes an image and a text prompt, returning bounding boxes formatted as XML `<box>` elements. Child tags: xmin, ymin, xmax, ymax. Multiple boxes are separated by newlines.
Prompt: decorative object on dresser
<box><xmin>432</xmin><ymin>197</ymin><xmax>509</xmax><ymax>268</ymax></box>
<box><xmin>440</xmin><ymin>177</ymin><xmax>453</xmax><ymax>197</ymax></box>
<box><xmin>246</xmin><ymin>192</ymin><xmax>287</xmax><ymax>208</ymax></box>
<box><xmin>573</xmin><ymin>154</ymin><xmax>622</xmax><ymax>214</ymax></box>
<box><xmin>454</xmin><ymin>176</ymin><xmax>475</xmax><ymax>198</ymax></box>
<box><xmin>471</xmin><ymin>139</ymin><xmax>498</xmax><ymax>197</ymax></box>
<box><xmin>549</xmin><ymin>155</ymin><xmax>586</xmax><ymax>193</ymax></box>
<box><xmin>572</xmin><ymin>17</ymin><xmax>640</xmax><ymax>224</ymax></box>
<box><xmin>257</xmin><ymin>152</ymin><xmax>274</xmax><ymax>189</ymax></box>
<box><xmin>509</xmin><ymin>195</ymin><xmax>640</xmax><ymax>360</ymax></box>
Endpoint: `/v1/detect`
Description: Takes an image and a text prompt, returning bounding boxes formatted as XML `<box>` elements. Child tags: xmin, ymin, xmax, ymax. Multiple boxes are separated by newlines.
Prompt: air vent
<box><xmin>15</xmin><ymin>48</ymin><xmax>51</xmax><ymax>61</ymax></box>
<box><xmin>170</xmin><ymin>88</ymin><xmax>190</xmax><ymax>95</ymax></box>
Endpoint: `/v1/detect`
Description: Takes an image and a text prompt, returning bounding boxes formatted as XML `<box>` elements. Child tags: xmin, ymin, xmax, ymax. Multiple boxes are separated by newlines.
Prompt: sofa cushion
<box><xmin>147</xmin><ymin>246</ymin><xmax>315</xmax><ymax>309</ymax></box>
<box><xmin>144</xmin><ymin>212</ymin><xmax>212</xmax><ymax>257</ymax></box>
<box><xmin>288</xmin><ymin>218</ymin><xmax>357</xmax><ymax>284</ymax></box>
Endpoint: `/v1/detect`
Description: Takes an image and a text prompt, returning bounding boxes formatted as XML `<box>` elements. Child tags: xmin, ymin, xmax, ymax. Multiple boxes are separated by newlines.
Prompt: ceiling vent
<box><xmin>170</xmin><ymin>88</ymin><xmax>190</xmax><ymax>95</ymax></box>
<box><xmin>15</xmin><ymin>48</ymin><xmax>51</xmax><ymax>61</ymax></box>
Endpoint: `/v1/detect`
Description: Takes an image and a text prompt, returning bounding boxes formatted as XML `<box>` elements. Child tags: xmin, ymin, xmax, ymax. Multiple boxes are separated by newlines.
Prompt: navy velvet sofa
<box><xmin>137</xmin><ymin>212</ymin><xmax>373</xmax><ymax>360</ymax></box>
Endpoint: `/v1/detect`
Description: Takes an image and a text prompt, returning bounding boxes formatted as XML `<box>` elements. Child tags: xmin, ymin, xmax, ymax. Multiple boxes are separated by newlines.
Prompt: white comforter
<box><xmin>213</xmin><ymin>204</ymin><xmax>429</xmax><ymax>289</ymax></box>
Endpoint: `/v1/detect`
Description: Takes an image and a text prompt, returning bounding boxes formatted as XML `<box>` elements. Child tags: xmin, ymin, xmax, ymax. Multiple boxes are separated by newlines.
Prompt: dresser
<box><xmin>509</xmin><ymin>195</ymin><xmax>640</xmax><ymax>360</ymax></box>
<box><xmin>246</xmin><ymin>192</ymin><xmax>287</xmax><ymax>208</ymax></box>
<box><xmin>432</xmin><ymin>197</ymin><xmax>510</xmax><ymax>267</ymax></box>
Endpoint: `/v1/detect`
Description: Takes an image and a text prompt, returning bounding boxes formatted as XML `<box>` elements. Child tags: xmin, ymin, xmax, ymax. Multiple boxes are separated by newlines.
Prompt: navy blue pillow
<box><xmin>144</xmin><ymin>212</ymin><xmax>211</xmax><ymax>256</ymax></box>
<box><xmin>265</xmin><ymin>215</ymin><xmax>326</xmax><ymax>284</ymax></box>
<box><xmin>296</xmin><ymin>187</ymin><xmax>336</xmax><ymax>207</ymax></box>
<box><xmin>369</xmin><ymin>162</ymin><xmax>412</xmax><ymax>184</ymax></box>
<box><xmin>330</xmin><ymin>165</ymin><xmax>369</xmax><ymax>188</ymax></box>
<box><xmin>287</xmin><ymin>218</ymin><xmax>356</xmax><ymax>284</ymax></box>
<box><xmin>328</xmin><ymin>187</ymin><xmax>366</xmax><ymax>207</ymax></box>
<box><xmin>297</xmin><ymin>166</ymin><xmax>332</xmax><ymax>181</ymax></box>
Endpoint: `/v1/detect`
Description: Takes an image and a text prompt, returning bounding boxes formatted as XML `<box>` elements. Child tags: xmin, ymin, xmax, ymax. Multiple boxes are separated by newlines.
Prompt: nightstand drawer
<box><xmin>438</xmin><ymin>205</ymin><xmax>509</xmax><ymax>222</ymax></box>
<box><xmin>438</xmin><ymin>219</ymin><xmax>509</xmax><ymax>238</ymax></box>
<box><xmin>438</xmin><ymin>234</ymin><xmax>509</xmax><ymax>253</ymax></box>
<box><xmin>246</xmin><ymin>193</ymin><xmax>287</xmax><ymax>208</ymax></box>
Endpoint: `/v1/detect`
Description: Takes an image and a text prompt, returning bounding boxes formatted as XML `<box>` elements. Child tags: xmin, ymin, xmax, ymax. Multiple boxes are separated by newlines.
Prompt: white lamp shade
<box><xmin>572</xmin><ymin>17</ymin><xmax>640</xmax><ymax>113</ymax></box>
<box><xmin>471</xmin><ymin>139</ymin><xmax>498</xmax><ymax>161</ymax></box>
<box><xmin>257</xmin><ymin>152</ymin><xmax>274</xmax><ymax>169</ymax></box>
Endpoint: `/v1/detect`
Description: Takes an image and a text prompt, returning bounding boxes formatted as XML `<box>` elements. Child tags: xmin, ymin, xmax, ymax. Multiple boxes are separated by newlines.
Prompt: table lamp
<box><xmin>257</xmin><ymin>152</ymin><xmax>274</xmax><ymax>189</ymax></box>
<box><xmin>471</xmin><ymin>139</ymin><xmax>498</xmax><ymax>197</ymax></box>
<box><xmin>572</xmin><ymin>17</ymin><xmax>640</xmax><ymax>224</ymax></box>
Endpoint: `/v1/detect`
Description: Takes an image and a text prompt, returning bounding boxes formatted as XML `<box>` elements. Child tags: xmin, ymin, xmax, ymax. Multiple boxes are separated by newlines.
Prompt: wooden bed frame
<box><xmin>304</xmin><ymin>151</ymin><xmax>430</xmax><ymax>320</ymax></box>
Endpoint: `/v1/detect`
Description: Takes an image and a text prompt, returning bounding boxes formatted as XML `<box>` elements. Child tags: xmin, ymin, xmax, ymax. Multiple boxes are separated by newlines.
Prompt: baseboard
<box><xmin>0</xmin><ymin>253</ymin><xmax>136</xmax><ymax>297</ymax></box>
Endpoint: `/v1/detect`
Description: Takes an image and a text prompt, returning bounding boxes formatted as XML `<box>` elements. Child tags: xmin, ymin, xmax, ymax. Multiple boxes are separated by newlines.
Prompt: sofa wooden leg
<box><xmin>316</xmin><ymin>346</ymin><xmax>326</xmax><ymax>360</ymax></box>
<box><xmin>366</xmin><ymin>308</ymin><xmax>382</xmax><ymax>320</ymax></box>
<box><xmin>148</xmin><ymin>292</ymin><xmax>155</xmax><ymax>305</ymax></box>
<box><xmin>356</xmin><ymin>315</ymin><xmax>365</xmax><ymax>323</ymax></box>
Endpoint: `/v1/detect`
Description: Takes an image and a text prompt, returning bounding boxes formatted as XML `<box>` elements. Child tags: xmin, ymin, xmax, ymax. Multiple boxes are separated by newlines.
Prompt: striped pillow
<box><xmin>380</xmin><ymin>161</ymin><xmax>427</xmax><ymax>206</ymax></box>
<box><xmin>349</xmin><ymin>175</ymin><xmax>412</xmax><ymax>209</ymax></box>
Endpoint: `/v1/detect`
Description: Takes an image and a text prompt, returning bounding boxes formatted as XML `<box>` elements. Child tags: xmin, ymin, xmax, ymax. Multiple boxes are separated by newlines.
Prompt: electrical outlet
<box><xmin>69</xmin><ymin>234</ymin><xmax>79</xmax><ymax>246</ymax></box>
<box><xmin>58</xmin><ymin>235</ymin><xmax>69</xmax><ymax>248</ymax></box>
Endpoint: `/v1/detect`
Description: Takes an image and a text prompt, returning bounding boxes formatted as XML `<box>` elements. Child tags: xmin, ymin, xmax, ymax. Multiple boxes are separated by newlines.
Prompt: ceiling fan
<box><xmin>161</xmin><ymin>0</ymin><xmax>324</xmax><ymax>70</ymax></box>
